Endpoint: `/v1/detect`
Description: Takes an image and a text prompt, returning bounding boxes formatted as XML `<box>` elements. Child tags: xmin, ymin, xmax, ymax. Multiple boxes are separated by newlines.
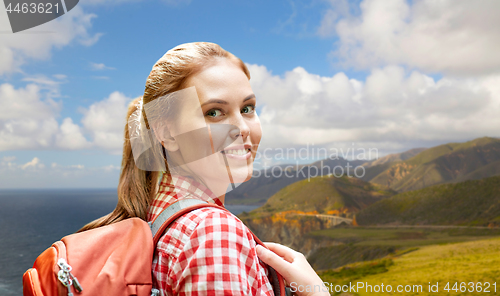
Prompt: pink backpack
<box><xmin>23</xmin><ymin>199</ymin><xmax>286</xmax><ymax>296</ymax></box>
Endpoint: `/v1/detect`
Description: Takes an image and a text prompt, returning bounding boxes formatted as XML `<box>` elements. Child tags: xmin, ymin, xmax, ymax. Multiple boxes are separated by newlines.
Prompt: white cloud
<box><xmin>0</xmin><ymin>81</ymin><xmax>130</xmax><ymax>152</ymax></box>
<box><xmin>22</xmin><ymin>74</ymin><xmax>63</xmax><ymax>99</ymax></box>
<box><xmin>0</xmin><ymin>82</ymin><xmax>59</xmax><ymax>120</ymax></box>
<box><xmin>53</xmin><ymin>74</ymin><xmax>67</xmax><ymax>80</ymax></box>
<box><xmin>319</xmin><ymin>0</ymin><xmax>500</xmax><ymax>76</ymax></box>
<box><xmin>317</xmin><ymin>0</ymin><xmax>351</xmax><ymax>37</ymax></box>
<box><xmin>56</xmin><ymin>118</ymin><xmax>91</xmax><ymax>150</ymax></box>
<box><xmin>81</xmin><ymin>91</ymin><xmax>133</xmax><ymax>152</ymax></box>
<box><xmin>90</xmin><ymin>62</ymin><xmax>115</xmax><ymax>71</ymax></box>
<box><xmin>0</xmin><ymin>82</ymin><xmax>61</xmax><ymax>151</ymax></box>
<box><xmin>2</xmin><ymin>60</ymin><xmax>496</xmax><ymax>163</ymax></box>
<box><xmin>2</xmin><ymin>156</ymin><xmax>16</xmax><ymax>162</ymax></box>
<box><xmin>248</xmin><ymin>63</ymin><xmax>500</xmax><ymax>154</ymax></box>
<box><xmin>20</xmin><ymin>157</ymin><xmax>43</xmax><ymax>170</ymax></box>
<box><xmin>0</xmin><ymin>6</ymin><xmax>101</xmax><ymax>75</ymax></box>
<box><xmin>0</xmin><ymin>157</ymin><xmax>120</xmax><ymax>188</ymax></box>
<box><xmin>102</xmin><ymin>164</ymin><xmax>120</xmax><ymax>171</ymax></box>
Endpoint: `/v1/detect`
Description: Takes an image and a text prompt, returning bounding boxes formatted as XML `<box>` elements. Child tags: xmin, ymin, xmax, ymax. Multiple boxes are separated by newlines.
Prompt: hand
<box><xmin>256</xmin><ymin>243</ymin><xmax>330</xmax><ymax>296</ymax></box>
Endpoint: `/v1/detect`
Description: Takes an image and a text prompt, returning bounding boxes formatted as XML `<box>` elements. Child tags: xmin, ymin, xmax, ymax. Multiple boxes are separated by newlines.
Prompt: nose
<box><xmin>229</xmin><ymin>114</ymin><xmax>250</xmax><ymax>141</ymax></box>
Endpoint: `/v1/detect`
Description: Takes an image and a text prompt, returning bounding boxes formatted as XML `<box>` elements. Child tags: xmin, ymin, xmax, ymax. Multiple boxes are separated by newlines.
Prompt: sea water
<box><xmin>0</xmin><ymin>189</ymin><xmax>258</xmax><ymax>296</ymax></box>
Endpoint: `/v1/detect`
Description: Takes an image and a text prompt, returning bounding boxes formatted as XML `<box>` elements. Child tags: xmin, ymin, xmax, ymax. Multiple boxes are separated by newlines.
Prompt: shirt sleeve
<box><xmin>154</xmin><ymin>208</ymin><xmax>275</xmax><ymax>296</ymax></box>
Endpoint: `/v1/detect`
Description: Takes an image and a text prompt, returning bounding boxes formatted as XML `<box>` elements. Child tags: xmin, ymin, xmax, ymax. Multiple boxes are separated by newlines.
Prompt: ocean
<box><xmin>0</xmin><ymin>189</ymin><xmax>259</xmax><ymax>296</ymax></box>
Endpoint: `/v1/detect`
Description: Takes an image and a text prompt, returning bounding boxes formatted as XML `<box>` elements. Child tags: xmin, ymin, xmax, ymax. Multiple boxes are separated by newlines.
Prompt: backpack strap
<box><xmin>149</xmin><ymin>199</ymin><xmax>211</xmax><ymax>245</ymax></box>
<box><xmin>149</xmin><ymin>199</ymin><xmax>287</xmax><ymax>296</ymax></box>
<box><xmin>251</xmin><ymin>231</ymin><xmax>287</xmax><ymax>296</ymax></box>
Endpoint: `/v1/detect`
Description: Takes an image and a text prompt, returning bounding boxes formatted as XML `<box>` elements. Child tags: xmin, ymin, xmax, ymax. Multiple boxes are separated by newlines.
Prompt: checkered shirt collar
<box><xmin>147</xmin><ymin>174</ymin><xmax>224</xmax><ymax>222</ymax></box>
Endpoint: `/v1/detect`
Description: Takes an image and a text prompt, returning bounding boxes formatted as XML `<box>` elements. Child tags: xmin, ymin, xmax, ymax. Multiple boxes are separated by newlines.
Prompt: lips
<box><xmin>222</xmin><ymin>148</ymin><xmax>251</xmax><ymax>155</ymax></box>
<box><xmin>220</xmin><ymin>144</ymin><xmax>252</xmax><ymax>159</ymax></box>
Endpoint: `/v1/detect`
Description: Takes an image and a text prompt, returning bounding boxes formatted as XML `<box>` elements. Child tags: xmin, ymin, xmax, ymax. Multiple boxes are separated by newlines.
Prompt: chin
<box><xmin>229</xmin><ymin>164</ymin><xmax>253</xmax><ymax>184</ymax></box>
<box><xmin>232</xmin><ymin>173</ymin><xmax>252</xmax><ymax>184</ymax></box>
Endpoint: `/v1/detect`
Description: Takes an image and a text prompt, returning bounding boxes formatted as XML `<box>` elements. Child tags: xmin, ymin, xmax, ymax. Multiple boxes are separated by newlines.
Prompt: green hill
<box><xmin>364</xmin><ymin>137</ymin><xmax>500</xmax><ymax>192</ymax></box>
<box><xmin>356</xmin><ymin>175</ymin><xmax>500</xmax><ymax>226</ymax></box>
<box><xmin>226</xmin><ymin>158</ymin><xmax>365</xmax><ymax>205</ymax></box>
<box><xmin>362</xmin><ymin>148</ymin><xmax>426</xmax><ymax>168</ymax></box>
<box><xmin>307</xmin><ymin>226</ymin><xmax>500</xmax><ymax>272</ymax></box>
<box><xmin>249</xmin><ymin>175</ymin><xmax>395</xmax><ymax>216</ymax></box>
<box><xmin>318</xmin><ymin>237</ymin><xmax>500</xmax><ymax>296</ymax></box>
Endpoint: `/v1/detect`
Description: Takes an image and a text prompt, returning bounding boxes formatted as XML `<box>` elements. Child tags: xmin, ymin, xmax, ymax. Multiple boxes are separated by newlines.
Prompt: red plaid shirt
<box><xmin>147</xmin><ymin>174</ymin><xmax>274</xmax><ymax>296</ymax></box>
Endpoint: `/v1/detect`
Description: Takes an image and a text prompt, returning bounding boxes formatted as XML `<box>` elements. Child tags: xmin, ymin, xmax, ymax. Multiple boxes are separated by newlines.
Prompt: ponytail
<box><xmin>78</xmin><ymin>97</ymin><xmax>159</xmax><ymax>232</ymax></box>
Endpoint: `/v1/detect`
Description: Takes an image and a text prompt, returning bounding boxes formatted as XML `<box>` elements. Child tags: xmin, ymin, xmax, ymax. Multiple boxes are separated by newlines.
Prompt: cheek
<box><xmin>249</xmin><ymin>119</ymin><xmax>262</xmax><ymax>145</ymax></box>
<box><xmin>171</xmin><ymin>110</ymin><xmax>206</xmax><ymax>137</ymax></box>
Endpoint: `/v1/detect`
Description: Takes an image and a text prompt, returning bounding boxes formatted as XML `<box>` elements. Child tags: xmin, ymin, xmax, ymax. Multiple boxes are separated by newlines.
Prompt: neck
<box><xmin>201</xmin><ymin>178</ymin><xmax>229</xmax><ymax>203</ymax></box>
<box><xmin>170</xmin><ymin>171</ymin><xmax>228</xmax><ymax>205</ymax></box>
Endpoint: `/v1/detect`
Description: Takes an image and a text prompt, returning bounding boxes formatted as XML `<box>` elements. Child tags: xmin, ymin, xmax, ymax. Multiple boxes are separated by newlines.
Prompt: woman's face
<box><xmin>164</xmin><ymin>58</ymin><xmax>262</xmax><ymax>197</ymax></box>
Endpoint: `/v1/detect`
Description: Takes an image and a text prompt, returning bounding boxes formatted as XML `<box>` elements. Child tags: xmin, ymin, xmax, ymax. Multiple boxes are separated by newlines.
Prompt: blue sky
<box><xmin>1</xmin><ymin>0</ymin><xmax>500</xmax><ymax>188</ymax></box>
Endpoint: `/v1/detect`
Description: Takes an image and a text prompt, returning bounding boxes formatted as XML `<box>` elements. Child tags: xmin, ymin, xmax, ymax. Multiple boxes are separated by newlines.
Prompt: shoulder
<box><xmin>156</xmin><ymin>206</ymin><xmax>254</xmax><ymax>255</ymax></box>
<box><xmin>153</xmin><ymin>206</ymin><xmax>274</xmax><ymax>296</ymax></box>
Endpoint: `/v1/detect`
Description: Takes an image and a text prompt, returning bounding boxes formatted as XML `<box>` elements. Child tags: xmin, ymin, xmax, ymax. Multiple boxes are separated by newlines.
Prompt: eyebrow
<box><xmin>200</xmin><ymin>94</ymin><xmax>256</xmax><ymax>107</ymax></box>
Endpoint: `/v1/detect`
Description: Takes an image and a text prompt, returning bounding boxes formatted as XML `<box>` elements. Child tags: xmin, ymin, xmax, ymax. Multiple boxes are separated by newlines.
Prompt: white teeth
<box><xmin>224</xmin><ymin>149</ymin><xmax>248</xmax><ymax>155</ymax></box>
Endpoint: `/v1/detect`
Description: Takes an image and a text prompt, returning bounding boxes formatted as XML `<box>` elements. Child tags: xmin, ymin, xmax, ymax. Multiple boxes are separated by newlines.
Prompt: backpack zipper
<box><xmin>57</xmin><ymin>258</ymin><xmax>83</xmax><ymax>295</ymax></box>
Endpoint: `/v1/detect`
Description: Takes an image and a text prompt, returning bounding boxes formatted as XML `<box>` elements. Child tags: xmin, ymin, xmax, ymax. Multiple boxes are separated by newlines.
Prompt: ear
<box><xmin>161</xmin><ymin>136</ymin><xmax>179</xmax><ymax>152</ymax></box>
<box><xmin>152</xmin><ymin>125</ymin><xmax>179</xmax><ymax>152</ymax></box>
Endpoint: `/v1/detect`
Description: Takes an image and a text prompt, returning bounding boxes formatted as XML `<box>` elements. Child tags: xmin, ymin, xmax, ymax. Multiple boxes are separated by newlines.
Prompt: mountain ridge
<box><xmin>356</xmin><ymin>175</ymin><xmax>500</xmax><ymax>226</ymax></box>
<box><xmin>363</xmin><ymin>137</ymin><xmax>500</xmax><ymax>192</ymax></box>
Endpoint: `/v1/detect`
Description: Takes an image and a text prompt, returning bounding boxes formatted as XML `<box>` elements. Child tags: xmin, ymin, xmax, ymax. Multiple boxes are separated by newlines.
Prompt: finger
<box><xmin>256</xmin><ymin>245</ymin><xmax>292</xmax><ymax>278</ymax></box>
<box><xmin>262</xmin><ymin>242</ymin><xmax>300</xmax><ymax>263</ymax></box>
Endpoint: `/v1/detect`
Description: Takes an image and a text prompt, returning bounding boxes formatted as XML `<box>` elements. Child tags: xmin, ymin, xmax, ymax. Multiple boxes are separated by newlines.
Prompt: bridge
<box><xmin>295</xmin><ymin>213</ymin><xmax>353</xmax><ymax>227</ymax></box>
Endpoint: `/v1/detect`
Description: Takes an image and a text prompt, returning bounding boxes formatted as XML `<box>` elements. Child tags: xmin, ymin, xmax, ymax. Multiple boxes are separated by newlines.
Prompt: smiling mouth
<box><xmin>220</xmin><ymin>148</ymin><xmax>251</xmax><ymax>155</ymax></box>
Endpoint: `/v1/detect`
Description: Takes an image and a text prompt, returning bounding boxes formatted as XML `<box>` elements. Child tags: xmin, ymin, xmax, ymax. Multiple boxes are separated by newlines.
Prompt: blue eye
<box><xmin>242</xmin><ymin>105</ymin><xmax>255</xmax><ymax>114</ymax></box>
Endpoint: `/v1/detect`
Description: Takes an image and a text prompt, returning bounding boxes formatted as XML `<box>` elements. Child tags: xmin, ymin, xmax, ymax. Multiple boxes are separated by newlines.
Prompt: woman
<box><xmin>81</xmin><ymin>42</ymin><xmax>328</xmax><ymax>296</ymax></box>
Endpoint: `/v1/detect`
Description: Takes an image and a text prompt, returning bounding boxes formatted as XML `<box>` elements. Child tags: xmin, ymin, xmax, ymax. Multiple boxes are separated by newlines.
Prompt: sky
<box><xmin>1</xmin><ymin>0</ymin><xmax>500</xmax><ymax>188</ymax></box>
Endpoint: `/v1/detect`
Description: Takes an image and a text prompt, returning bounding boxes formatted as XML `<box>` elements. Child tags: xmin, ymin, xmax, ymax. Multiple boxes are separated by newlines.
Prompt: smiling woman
<box><xmin>78</xmin><ymin>42</ymin><xmax>328</xmax><ymax>296</ymax></box>
<box><xmin>160</xmin><ymin>57</ymin><xmax>262</xmax><ymax>197</ymax></box>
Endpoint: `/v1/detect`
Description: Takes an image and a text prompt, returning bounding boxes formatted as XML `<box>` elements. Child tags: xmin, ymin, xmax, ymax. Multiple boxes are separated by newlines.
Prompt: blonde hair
<box><xmin>79</xmin><ymin>42</ymin><xmax>250</xmax><ymax>231</ymax></box>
